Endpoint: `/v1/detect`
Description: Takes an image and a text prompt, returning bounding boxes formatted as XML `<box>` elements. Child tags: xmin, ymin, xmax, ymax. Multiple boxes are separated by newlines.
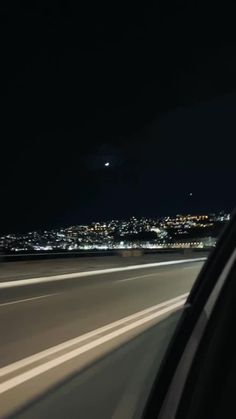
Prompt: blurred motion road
<box><xmin>0</xmin><ymin>253</ymin><xmax>206</xmax><ymax>418</ymax></box>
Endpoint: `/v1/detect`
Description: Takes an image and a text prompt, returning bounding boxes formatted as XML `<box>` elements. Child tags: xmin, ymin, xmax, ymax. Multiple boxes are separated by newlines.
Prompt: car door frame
<box><xmin>143</xmin><ymin>210</ymin><xmax>236</xmax><ymax>419</ymax></box>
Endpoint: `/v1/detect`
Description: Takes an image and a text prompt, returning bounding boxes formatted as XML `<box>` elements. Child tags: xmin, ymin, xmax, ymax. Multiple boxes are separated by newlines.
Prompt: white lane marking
<box><xmin>0</xmin><ymin>293</ymin><xmax>60</xmax><ymax>308</ymax></box>
<box><xmin>119</xmin><ymin>262</ymin><xmax>203</xmax><ymax>282</ymax></box>
<box><xmin>118</xmin><ymin>271</ymin><xmax>176</xmax><ymax>282</ymax></box>
<box><xmin>0</xmin><ymin>293</ymin><xmax>188</xmax><ymax>378</ymax></box>
<box><xmin>0</xmin><ymin>258</ymin><xmax>206</xmax><ymax>289</ymax></box>
<box><xmin>119</xmin><ymin>272</ymin><xmax>162</xmax><ymax>282</ymax></box>
<box><xmin>0</xmin><ymin>299</ymin><xmax>186</xmax><ymax>394</ymax></box>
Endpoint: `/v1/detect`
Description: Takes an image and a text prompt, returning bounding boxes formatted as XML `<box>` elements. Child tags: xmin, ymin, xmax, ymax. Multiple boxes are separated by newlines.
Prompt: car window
<box><xmin>0</xmin><ymin>3</ymin><xmax>234</xmax><ymax>419</ymax></box>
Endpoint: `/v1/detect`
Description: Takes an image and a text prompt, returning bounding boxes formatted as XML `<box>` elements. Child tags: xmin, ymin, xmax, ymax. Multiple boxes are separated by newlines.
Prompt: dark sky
<box><xmin>1</xmin><ymin>4</ymin><xmax>236</xmax><ymax>234</ymax></box>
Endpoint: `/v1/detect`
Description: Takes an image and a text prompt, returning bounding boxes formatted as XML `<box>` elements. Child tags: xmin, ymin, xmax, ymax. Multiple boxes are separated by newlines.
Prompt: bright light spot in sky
<box><xmin>189</xmin><ymin>192</ymin><xmax>193</xmax><ymax>196</ymax></box>
<box><xmin>105</xmin><ymin>162</ymin><xmax>110</xmax><ymax>167</ymax></box>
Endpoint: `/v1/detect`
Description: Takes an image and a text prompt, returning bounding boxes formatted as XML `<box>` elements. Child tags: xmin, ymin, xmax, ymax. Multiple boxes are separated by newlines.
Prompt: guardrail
<box><xmin>1</xmin><ymin>248</ymin><xmax>211</xmax><ymax>262</ymax></box>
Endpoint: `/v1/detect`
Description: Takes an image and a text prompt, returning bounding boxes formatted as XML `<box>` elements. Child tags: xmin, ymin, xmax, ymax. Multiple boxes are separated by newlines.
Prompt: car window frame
<box><xmin>143</xmin><ymin>211</ymin><xmax>236</xmax><ymax>419</ymax></box>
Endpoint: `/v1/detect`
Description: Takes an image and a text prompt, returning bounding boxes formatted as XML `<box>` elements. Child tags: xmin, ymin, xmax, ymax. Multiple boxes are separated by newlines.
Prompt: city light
<box><xmin>1</xmin><ymin>211</ymin><xmax>229</xmax><ymax>253</ymax></box>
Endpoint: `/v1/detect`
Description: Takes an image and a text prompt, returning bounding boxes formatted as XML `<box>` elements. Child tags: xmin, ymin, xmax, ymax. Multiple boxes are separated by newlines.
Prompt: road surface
<box><xmin>0</xmin><ymin>251</ymin><xmax>208</xmax><ymax>282</ymax></box>
<box><xmin>0</xmin><ymin>257</ymin><xmax>205</xmax><ymax>418</ymax></box>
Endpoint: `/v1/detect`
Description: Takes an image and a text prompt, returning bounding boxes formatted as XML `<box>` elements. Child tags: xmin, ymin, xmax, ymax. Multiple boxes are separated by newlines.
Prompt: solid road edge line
<box><xmin>0</xmin><ymin>293</ymin><xmax>189</xmax><ymax>377</ymax></box>
<box><xmin>0</xmin><ymin>299</ymin><xmax>185</xmax><ymax>394</ymax></box>
<box><xmin>0</xmin><ymin>258</ymin><xmax>206</xmax><ymax>288</ymax></box>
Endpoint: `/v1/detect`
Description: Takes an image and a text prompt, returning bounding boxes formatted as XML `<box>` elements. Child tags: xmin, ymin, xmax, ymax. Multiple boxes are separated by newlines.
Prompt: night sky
<box><xmin>1</xmin><ymin>4</ymin><xmax>236</xmax><ymax>234</ymax></box>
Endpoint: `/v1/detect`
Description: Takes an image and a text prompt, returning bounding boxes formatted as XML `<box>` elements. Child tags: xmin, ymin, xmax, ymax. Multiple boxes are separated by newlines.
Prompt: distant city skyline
<box><xmin>1</xmin><ymin>211</ymin><xmax>230</xmax><ymax>253</ymax></box>
<box><xmin>0</xmin><ymin>209</ymin><xmax>231</xmax><ymax>236</ymax></box>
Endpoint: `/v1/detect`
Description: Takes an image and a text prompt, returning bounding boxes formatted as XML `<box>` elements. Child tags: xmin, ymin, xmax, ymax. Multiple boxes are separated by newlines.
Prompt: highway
<box><xmin>0</xmin><ymin>255</ymin><xmax>206</xmax><ymax>418</ymax></box>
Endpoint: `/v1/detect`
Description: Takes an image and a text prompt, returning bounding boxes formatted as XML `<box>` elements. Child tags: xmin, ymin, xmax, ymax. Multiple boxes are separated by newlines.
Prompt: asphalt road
<box><xmin>0</xmin><ymin>260</ymin><xmax>204</xmax><ymax>365</ymax></box>
<box><xmin>0</xmin><ymin>258</ymin><xmax>205</xmax><ymax>418</ymax></box>
<box><xmin>0</xmin><ymin>251</ymin><xmax>208</xmax><ymax>282</ymax></box>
